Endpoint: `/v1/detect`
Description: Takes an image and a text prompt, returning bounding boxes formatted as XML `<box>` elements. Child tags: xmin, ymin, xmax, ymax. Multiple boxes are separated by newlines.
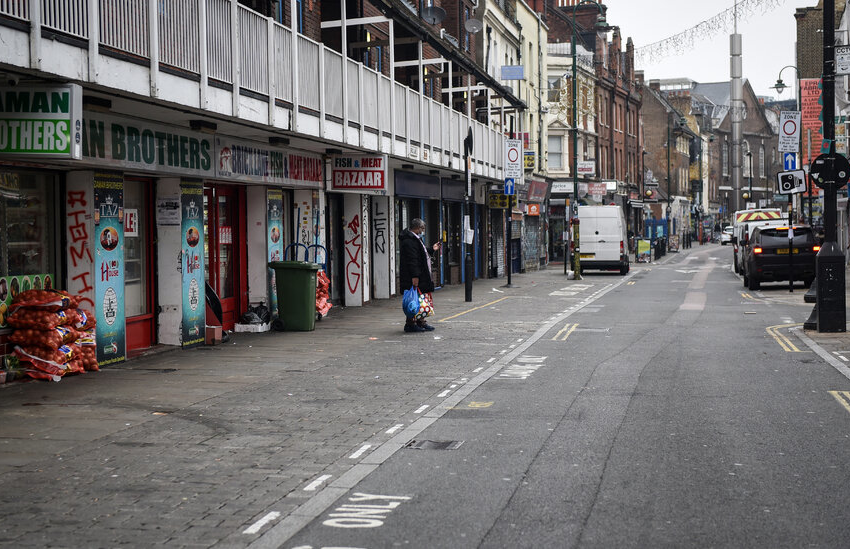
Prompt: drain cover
<box><xmin>405</xmin><ymin>440</ymin><xmax>464</xmax><ymax>450</ymax></box>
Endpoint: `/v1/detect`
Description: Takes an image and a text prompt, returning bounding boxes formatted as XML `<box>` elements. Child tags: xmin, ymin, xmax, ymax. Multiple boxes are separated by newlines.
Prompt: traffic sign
<box><xmin>783</xmin><ymin>152</ymin><xmax>798</xmax><ymax>171</ymax></box>
<box><xmin>810</xmin><ymin>152</ymin><xmax>850</xmax><ymax>188</ymax></box>
<box><xmin>504</xmin><ymin>177</ymin><xmax>515</xmax><ymax>195</ymax></box>
<box><xmin>776</xmin><ymin>169</ymin><xmax>806</xmax><ymax>194</ymax></box>
<box><xmin>505</xmin><ymin>139</ymin><xmax>523</xmax><ymax>180</ymax></box>
<box><xmin>778</xmin><ymin>111</ymin><xmax>801</xmax><ymax>152</ymax></box>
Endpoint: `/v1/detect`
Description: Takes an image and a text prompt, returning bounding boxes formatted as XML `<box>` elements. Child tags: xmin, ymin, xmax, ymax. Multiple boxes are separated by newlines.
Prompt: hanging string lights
<box><xmin>634</xmin><ymin>0</ymin><xmax>786</xmax><ymax>67</ymax></box>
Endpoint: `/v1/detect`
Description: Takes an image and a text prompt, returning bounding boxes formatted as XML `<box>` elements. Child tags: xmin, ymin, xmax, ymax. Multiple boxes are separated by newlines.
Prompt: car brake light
<box><xmin>753</xmin><ymin>247</ymin><xmax>763</xmax><ymax>254</ymax></box>
<box><xmin>620</xmin><ymin>240</ymin><xmax>624</xmax><ymax>254</ymax></box>
<box><xmin>813</xmin><ymin>245</ymin><xmax>821</xmax><ymax>252</ymax></box>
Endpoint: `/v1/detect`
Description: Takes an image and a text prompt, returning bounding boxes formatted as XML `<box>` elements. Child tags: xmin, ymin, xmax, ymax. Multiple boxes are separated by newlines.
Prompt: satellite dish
<box><xmin>421</xmin><ymin>6</ymin><xmax>446</xmax><ymax>25</ymax></box>
<box><xmin>465</xmin><ymin>18</ymin><xmax>483</xmax><ymax>34</ymax></box>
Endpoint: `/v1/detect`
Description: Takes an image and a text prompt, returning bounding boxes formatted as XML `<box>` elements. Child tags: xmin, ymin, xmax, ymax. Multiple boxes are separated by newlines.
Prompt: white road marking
<box><xmin>303</xmin><ymin>475</ymin><xmax>332</xmax><ymax>491</ymax></box>
<box><xmin>486</xmin><ymin>358</ymin><xmax>496</xmax><ymax>363</ymax></box>
<box><xmin>450</xmin><ymin>384</ymin><xmax>458</xmax><ymax>388</ymax></box>
<box><xmin>349</xmin><ymin>445</ymin><xmax>372</xmax><ymax>459</ymax></box>
<box><xmin>499</xmin><ymin>349</ymin><xmax>508</xmax><ymax>354</ymax></box>
<box><xmin>245</xmin><ymin>272</ymin><xmax>634</xmax><ymax>548</ymax></box>
<box><xmin>414</xmin><ymin>405</ymin><xmax>429</xmax><ymax>414</ymax></box>
<box><xmin>243</xmin><ymin>512</ymin><xmax>281</xmax><ymax>534</ymax></box>
<box><xmin>385</xmin><ymin>424</ymin><xmax>404</xmax><ymax>435</ymax></box>
<box><xmin>438</xmin><ymin>390</ymin><xmax>451</xmax><ymax>397</ymax></box>
<box><xmin>472</xmin><ymin>367</ymin><xmax>484</xmax><ymax>373</ymax></box>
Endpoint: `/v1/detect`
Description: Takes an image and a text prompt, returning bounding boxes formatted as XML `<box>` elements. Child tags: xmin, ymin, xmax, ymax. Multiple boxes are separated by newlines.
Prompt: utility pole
<box><xmin>813</xmin><ymin>0</ymin><xmax>846</xmax><ymax>332</ymax></box>
<box><xmin>730</xmin><ymin>2</ymin><xmax>743</xmax><ymax>213</ymax></box>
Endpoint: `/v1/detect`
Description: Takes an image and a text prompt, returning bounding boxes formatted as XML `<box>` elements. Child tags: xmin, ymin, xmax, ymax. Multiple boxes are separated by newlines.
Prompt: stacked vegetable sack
<box><xmin>6</xmin><ymin>290</ymin><xmax>97</xmax><ymax>381</ymax></box>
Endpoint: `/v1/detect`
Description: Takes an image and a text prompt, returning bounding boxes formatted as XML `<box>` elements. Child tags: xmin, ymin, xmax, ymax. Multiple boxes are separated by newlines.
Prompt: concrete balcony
<box><xmin>0</xmin><ymin>0</ymin><xmax>504</xmax><ymax>178</ymax></box>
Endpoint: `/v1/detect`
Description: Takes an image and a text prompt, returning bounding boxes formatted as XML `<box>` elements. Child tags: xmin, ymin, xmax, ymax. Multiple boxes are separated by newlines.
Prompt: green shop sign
<box><xmin>82</xmin><ymin>113</ymin><xmax>215</xmax><ymax>177</ymax></box>
<box><xmin>0</xmin><ymin>84</ymin><xmax>83</xmax><ymax>158</ymax></box>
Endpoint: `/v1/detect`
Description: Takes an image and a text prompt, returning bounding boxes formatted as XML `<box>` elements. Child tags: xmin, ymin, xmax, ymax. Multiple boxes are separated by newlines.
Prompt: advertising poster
<box><xmin>0</xmin><ymin>274</ymin><xmax>54</xmax><ymax>328</ymax></box>
<box><xmin>800</xmin><ymin>78</ymin><xmax>822</xmax><ymax>170</ymax></box>
<box><xmin>267</xmin><ymin>189</ymin><xmax>284</xmax><ymax>315</ymax></box>
<box><xmin>181</xmin><ymin>180</ymin><xmax>205</xmax><ymax>347</ymax></box>
<box><xmin>93</xmin><ymin>171</ymin><xmax>126</xmax><ymax>365</ymax></box>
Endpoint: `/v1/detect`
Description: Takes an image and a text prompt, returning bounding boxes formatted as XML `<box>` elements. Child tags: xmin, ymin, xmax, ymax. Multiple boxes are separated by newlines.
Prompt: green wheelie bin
<box><xmin>268</xmin><ymin>261</ymin><xmax>319</xmax><ymax>331</ymax></box>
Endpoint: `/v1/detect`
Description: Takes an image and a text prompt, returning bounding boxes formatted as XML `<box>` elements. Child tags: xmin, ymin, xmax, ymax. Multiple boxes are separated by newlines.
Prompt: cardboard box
<box><xmin>205</xmin><ymin>325</ymin><xmax>222</xmax><ymax>345</ymax></box>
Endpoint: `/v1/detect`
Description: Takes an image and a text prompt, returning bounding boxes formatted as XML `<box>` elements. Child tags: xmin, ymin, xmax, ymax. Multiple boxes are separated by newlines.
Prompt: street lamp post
<box><xmin>570</xmin><ymin>0</ymin><xmax>608</xmax><ymax>278</ymax></box>
<box><xmin>772</xmin><ymin>65</ymin><xmax>804</xmax><ymax>222</ymax></box>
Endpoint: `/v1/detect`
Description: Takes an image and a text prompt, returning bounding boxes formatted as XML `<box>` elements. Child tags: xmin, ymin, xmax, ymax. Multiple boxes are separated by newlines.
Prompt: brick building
<box><xmin>544</xmin><ymin>0</ymin><xmax>644</xmax><ymax>238</ymax></box>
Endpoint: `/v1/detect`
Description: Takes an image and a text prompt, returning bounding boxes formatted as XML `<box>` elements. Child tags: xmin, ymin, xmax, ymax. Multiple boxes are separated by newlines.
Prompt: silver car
<box><xmin>720</xmin><ymin>226</ymin><xmax>733</xmax><ymax>245</ymax></box>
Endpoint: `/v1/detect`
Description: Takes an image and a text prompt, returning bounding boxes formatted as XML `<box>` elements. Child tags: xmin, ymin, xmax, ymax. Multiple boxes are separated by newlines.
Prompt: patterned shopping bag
<box><xmin>414</xmin><ymin>290</ymin><xmax>434</xmax><ymax>320</ymax></box>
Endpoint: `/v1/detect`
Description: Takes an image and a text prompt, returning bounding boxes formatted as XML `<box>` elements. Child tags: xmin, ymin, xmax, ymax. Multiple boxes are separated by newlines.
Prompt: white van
<box><xmin>577</xmin><ymin>205</ymin><xmax>629</xmax><ymax>275</ymax></box>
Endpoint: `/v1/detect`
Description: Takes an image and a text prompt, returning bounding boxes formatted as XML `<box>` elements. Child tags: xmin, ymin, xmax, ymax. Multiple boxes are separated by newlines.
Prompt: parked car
<box><xmin>577</xmin><ymin>205</ymin><xmax>630</xmax><ymax>275</ymax></box>
<box><xmin>741</xmin><ymin>225</ymin><xmax>818</xmax><ymax>290</ymax></box>
<box><xmin>720</xmin><ymin>226</ymin><xmax>733</xmax><ymax>245</ymax></box>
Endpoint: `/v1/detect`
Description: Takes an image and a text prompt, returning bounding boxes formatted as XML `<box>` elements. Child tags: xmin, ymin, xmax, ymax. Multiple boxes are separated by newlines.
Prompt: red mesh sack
<box><xmin>73</xmin><ymin>309</ymin><xmax>96</xmax><ymax>331</ymax></box>
<box><xmin>6</xmin><ymin>308</ymin><xmax>78</xmax><ymax>330</ymax></box>
<box><xmin>9</xmin><ymin>289</ymin><xmax>79</xmax><ymax>314</ymax></box>
<box><xmin>9</xmin><ymin>326</ymin><xmax>79</xmax><ymax>349</ymax></box>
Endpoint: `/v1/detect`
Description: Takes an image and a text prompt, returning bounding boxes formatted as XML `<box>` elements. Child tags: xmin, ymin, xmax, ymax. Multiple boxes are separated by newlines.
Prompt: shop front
<box><xmin>394</xmin><ymin>170</ymin><xmax>442</xmax><ymax>288</ymax></box>
<box><xmin>328</xmin><ymin>153</ymin><xmax>393</xmax><ymax>305</ymax></box>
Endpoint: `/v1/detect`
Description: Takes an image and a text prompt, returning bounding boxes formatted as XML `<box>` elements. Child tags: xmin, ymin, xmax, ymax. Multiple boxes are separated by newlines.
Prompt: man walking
<box><xmin>399</xmin><ymin>218</ymin><xmax>440</xmax><ymax>332</ymax></box>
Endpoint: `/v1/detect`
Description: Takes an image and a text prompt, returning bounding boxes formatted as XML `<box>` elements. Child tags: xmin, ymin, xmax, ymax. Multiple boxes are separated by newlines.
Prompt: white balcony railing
<box><xmin>0</xmin><ymin>0</ymin><xmax>504</xmax><ymax>174</ymax></box>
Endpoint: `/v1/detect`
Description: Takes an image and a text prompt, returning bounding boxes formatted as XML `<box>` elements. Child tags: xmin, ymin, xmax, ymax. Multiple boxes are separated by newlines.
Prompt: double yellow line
<box><xmin>552</xmin><ymin>322</ymin><xmax>578</xmax><ymax>341</ymax></box>
<box><xmin>766</xmin><ymin>323</ymin><xmax>804</xmax><ymax>352</ymax></box>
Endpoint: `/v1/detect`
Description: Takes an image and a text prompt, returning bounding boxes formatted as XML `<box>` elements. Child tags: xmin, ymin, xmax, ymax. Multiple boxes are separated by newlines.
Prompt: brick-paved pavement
<box><xmin>0</xmin><ymin>266</ymin><xmax>605</xmax><ymax>548</ymax></box>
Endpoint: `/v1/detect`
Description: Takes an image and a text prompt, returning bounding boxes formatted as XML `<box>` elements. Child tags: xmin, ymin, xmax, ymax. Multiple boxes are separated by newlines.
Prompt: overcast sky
<box><xmin>601</xmin><ymin>0</ymin><xmax>819</xmax><ymax>100</ymax></box>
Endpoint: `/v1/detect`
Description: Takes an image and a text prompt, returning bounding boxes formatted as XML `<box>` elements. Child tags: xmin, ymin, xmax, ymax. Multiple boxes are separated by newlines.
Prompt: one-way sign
<box><xmin>776</xmin><ymin>169</ymin><xmax>807</xmax><ymax>194</ymax></box>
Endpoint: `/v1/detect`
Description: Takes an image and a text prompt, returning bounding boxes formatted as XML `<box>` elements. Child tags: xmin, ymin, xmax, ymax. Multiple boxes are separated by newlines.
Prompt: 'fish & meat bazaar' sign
<box><xmin>330</xmin><ymin>154</ymin><xmax>388</xmax><ymax>195</ymax></box>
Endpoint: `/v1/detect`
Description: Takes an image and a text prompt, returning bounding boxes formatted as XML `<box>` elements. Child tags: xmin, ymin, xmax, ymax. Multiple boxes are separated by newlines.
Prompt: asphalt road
<box><xmin>274</xmin><ymin>246</ymin><xmax>850</xmax><ymax>549</ymax></box>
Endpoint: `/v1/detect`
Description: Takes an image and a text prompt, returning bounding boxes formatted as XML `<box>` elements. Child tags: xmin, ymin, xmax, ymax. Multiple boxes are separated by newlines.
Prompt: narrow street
<box><xmin>2</xmin><ymin>244</ymin><xmax>849</xmax><ymax>548</ymax></box>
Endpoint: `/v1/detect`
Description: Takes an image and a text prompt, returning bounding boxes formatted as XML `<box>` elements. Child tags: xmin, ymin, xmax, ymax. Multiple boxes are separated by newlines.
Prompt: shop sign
<box><xmin>93</xmin><ymin>171</ymin><xmax>126</xmax><ymax>366</ymax></box>
<box><xmin>577</xmin><ymin>161</ymin><xmax>595</xmax><ymax>176</ymax></box>
<box><xmin>267</xmin><ymin>189</ymin><xmax>284</xmax><ymax>315</ymax></box>
<box><xmin>215</xmin><ymin>136</ymin><xmax>322</xmax><ymax>188</ymax></box>
<box><xmin>551</xmin><ymin>181</ymin><xmax>572</xmax><ymax>194</ymax></box>
<box><xmin>527</xmin><ymin>203</ymin><xmax>541</xmax><ymax>216</ymax></box>
<box><xmin>331</xmin><ymin>154</ymin><xmax>388</xmax><ymax>195</ymax></box>
<box><xmin>527</xmin><ymin>179</ymin><xmax>549</xmax><ymax>202</ymax></box>
<box><xmin>156</xmin><ymin>197</ymin><xmax>181</xmax><ymax>226</ymax></box>
<box><xmin>124</xmin><ymin>209</ymin><xmax>139</xmax><ymax>237</ymax></box>
<box><xmin>181</xmin><ymin>179</ymin><xmax>205</xmax><ymax>348</ymax></box>
<box><xmin>0</xmin><ymin>84</ymin><xmax>83</xmax><ymax>159</ymax></box>
<box><xmin>588</xmin><ymin>182</ymin><xmax>607</xmax><ymax>196</ymax></box>
<box><xmin>82</xmin><ymin>113</ymin><xmax>214</xmax><ymax>176</ymax></box>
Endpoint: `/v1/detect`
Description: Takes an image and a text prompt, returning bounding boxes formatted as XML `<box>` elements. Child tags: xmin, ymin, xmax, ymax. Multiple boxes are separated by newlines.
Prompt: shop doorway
<box><xmin>204</xmin><ymin>184</ymin><xmax>246</xmax><ymax>330</ymax></box>
<box><xmin>124</xmin><ymin>178</ymin><xmax>156</xmax><ymax>352</ymax></box>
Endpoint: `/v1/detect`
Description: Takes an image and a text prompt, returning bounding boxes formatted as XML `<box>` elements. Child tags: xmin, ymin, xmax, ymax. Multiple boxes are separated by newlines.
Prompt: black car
<box><xmin>742</xmin><ymin>225</ymin><xmax>819</xmax><ymax>290</ymax></box>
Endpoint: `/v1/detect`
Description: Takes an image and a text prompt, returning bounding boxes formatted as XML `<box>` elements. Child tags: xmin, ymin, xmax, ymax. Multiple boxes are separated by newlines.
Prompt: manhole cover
<box><xmin>405</xmin><ymin>440</ymin><xmax>464</xmax><ymax>451</ymax></box>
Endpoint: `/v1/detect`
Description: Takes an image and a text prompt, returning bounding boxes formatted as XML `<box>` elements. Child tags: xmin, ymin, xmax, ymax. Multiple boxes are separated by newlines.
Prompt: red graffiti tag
<box><xmin>345</xmin><ymin>215</ymin><xmax>362</xmax><ymax>295</ymax></box>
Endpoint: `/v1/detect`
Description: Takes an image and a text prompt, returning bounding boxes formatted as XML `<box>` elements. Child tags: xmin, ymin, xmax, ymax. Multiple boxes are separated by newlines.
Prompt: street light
<box><xmin>772</xmin><ymin>65</ymin><xmax>809</xmax><ymax>224</ymax></box>
<box><xmin>570</xmin><ymin>0</ymin><xmax>609</xmax><ymax>278</ymax></box>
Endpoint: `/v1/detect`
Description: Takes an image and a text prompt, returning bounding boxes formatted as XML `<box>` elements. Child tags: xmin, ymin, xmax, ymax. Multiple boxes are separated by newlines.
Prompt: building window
<box><xmin>759</xmin><ymin>145</ymin><xmax>765</xmax><ymax>178</ymax></box>
<box><xmin>722</xmin><ymin>142</ymin><xmax>729</xmax><ymax>176</ymax></box>
<box><xmin>296</xmin><ymin>0</ymin><xmax>303</xmax><ymax>33</ymax></box>
<box><xmin>548</xmin><ymin>135</ymin><xmax>563</xmax><ymax>170</ymax></box>
<box><xmin>464</xmin><ymin>6</ymin><xmax>470</xmax><ymax>52</ymax></box>
<box><xmin>0</xmin><ymin>171</ymin><xmax>58</xmax><ymax>281</ymax></box>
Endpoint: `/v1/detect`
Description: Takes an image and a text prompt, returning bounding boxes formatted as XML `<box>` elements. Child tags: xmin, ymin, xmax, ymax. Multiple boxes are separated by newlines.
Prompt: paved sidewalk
<box><xmin>1</xmin><ymin>263</ymin><xmax>635</xmax><ymax>548</ymax></box>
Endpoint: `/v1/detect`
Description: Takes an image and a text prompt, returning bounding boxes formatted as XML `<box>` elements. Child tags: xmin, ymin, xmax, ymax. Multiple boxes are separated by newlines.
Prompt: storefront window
<box><xmin>0</xmin><ymin>171</ymin><xmax>57</xmax><ymax>278</ymax></box>
<box><xmin>123</xmin><ymin>179</ymin><xmax>149</xmax><ymax>317</ymax></box>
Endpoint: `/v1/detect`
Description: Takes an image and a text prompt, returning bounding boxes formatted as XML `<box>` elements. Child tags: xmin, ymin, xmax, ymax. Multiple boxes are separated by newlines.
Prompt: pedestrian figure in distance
<box><xmin>399</xmin><ymin>218</ymin><xmax>440</xmax><ymax>332</ymax></box>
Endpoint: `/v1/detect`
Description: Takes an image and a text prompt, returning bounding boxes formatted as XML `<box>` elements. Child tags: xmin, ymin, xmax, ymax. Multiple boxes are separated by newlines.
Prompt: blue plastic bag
<box><xmin>402</xmin><ymin>287</ymin><xmax>420</xmax><ymax>318</ymax></box>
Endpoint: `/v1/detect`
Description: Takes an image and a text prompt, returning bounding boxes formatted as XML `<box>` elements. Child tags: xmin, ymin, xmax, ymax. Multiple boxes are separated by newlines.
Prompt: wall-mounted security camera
<box><xmin>5</xmin><ymin>75</ymin><xmax>20</xmax><ymax>86</ymax></box>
